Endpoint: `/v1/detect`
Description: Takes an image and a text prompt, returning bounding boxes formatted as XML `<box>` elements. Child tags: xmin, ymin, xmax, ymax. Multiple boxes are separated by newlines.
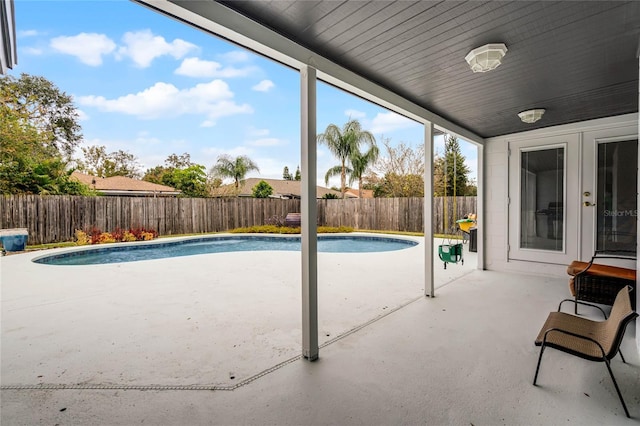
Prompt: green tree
<box><xmin>294</xmin><ymin>166</ymin><xmax>301</xmax><ymax>181</ymax></box>
<box><xmin>77</xmin><ymin>145</ymin><xmax>141</xmax><ymax>178</ymax></box>
<box><xmin>210</xmin><ymin>154</ymin><xmax>259</xmax><ymax>190</ymax></box>
<box><xmin>142</xmin><ymin>165</ymin><xmax>170</xmax><ymax>185</ymax></box>
<box><xmin>282</xmin><ymin>166</ymin><xmax>292</xmax><ymax>180</ymax></box>
<box><xmin>349</xmin><ymin>145</ymin><xmax>379</xmax><ymax>198</ymax></box>
<box><xmin>434</xmin><ymin>135</ymin><xmax>471</xmax><ymax>196</ymax></box>
<box><xmin>165</xmin><ymin>153</ymin><xmax>192</xmax><ymax>169</ymax></box>
<box><xmin>252</xmin><ymin>180</ymin><xmax>273</xmax><ymax>198</ymax></box>
<box><xmin>322</xmin><ymin>193</ymin><xmax>339</xmax><ymax>199</ymax></box>
<box><xmin>368</xmin><ymin>139</ymin><xmax>424</xmax><ymax>197</ymax></box>
<box><xmin>317</xmin><ymin>119</ymin><xmax>376</xmax><ymax>198</ymax></box>
<box><xmin>0</xmin><ymin>76</ymin><xmax>90</xmax><ymax>195</ymax></box>
<box><xmin>167</xmin><ymin>165</ymin><xmax>209</xmax><ymax>198</ymax></box>
<box><xmin>0</xmin><ymin>73</ymin><xmax>82</xmax><ymax>159</ymax></box>
<box><xmin>142</xmin><ymin>153</ymin><xmax>209</xmax><ymax>198</ymax></box>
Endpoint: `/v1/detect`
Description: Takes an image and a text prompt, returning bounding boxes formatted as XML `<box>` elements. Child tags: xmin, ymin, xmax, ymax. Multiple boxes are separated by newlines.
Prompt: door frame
<box><xmin>580</xmin><ymin>125</ymin><xmax>638</xmax><ymax>262</ymax></box>
<box><xmin>507</xmin><ymin>134</ymin><xmax>580</xmax><ymax>265</ymax></box>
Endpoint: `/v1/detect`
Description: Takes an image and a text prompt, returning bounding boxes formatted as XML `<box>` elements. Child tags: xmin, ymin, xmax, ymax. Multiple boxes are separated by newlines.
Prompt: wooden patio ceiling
<box><xmin>202</xmin><ymin>1</ymin><xmax>639</xmax><ymax>139</ymax></box>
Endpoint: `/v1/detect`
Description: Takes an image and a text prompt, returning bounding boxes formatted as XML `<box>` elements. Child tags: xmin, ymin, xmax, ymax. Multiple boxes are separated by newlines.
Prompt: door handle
<box><xmin>583</xmin><ymin>201</ymin><xmax>595</xmax><ymax>207</ymax></box>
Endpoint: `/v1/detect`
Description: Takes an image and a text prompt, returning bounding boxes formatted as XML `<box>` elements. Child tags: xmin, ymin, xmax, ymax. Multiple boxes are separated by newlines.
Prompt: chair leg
<box><xmin>618</xmin><ymin>349</ymin><xmax>627</xmax><ymax>364</ymax></box>
<box><xmin>604</xmin><ymin>359</ymin><xmax>631</xmax><ymax>418</ymax></box>
<box><xmin>533</xmin><ymin>345</ymin><xmax>546</xmax><ymax>385</ymax></box>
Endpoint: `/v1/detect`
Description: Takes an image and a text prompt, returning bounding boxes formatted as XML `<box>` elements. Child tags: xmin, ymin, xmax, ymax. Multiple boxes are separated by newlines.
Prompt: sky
<box><xmin>11</xmin><ymin>0</ymin><xmax>477</xmax><ymax>189</ymax></box>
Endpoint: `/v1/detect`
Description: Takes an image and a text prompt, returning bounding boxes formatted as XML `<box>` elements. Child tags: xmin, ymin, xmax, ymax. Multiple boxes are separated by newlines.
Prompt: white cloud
<box><xmin>370</xmin><ymin>111</ymin><xmax>419</xmax><ymax>134</ymax></box>
<box><xmin>117</xmin><ymin>30</ymin><xmax>197</xmax><ymax>68</ymax></box>
<box><xmin>50</xmin><ymin>33</ymin><xmax>116</xmax><ymax>66</ymax></box>
<box><xmin>76</xmin><ymin>109</ymin><xmax>89</xmax><ymax>121</ymax></box>
<box><xmin>22</xmin><ymin>47</ymin><xmax>43</xmax><ymax>55</ymax></box>
<box><xmin>247</xmin><ymin>138</ymin><xmax>286</xmax><ymax>147</ymax></box>
<box><xmin>78</xmin><ymin>80</ymin><xmax>253</xmax><ymax>122</ymax></box>
<box><xmin>345</xmin><ymin>109</ymin><xmax>366</xmax><ymax>119</ymax></box>
<box><xmin>247</xmin><ymin>127</ymin><xmax>270</xmax><ymax>137</ymax></box>
<box><xmin>18</xmin><ymin>29</ymin><xmax>41</xmax><ymax>38</ymax></box>
<box><xmin>252</xmin><ymin>80</ymin><xmax>274</xmax><ymax>92</ymax></box>
<box><xmin>175</xmin><ymin>57</ymin><xmax>256</xmax><ymax>78</ymax></box>
<box><xmin>201</xmin><ymin>146</ymin><xmax>254</xmax><ymax>167</ymax></box>
<box><xmin>219</xmin><ymin>50</ymin><xmax>251</xmax><ymax>63</ymax></box>
<box><xmin>134</xmin><ymin>132</ymin><xmax>161</xmax><ymax>146</ymax></box>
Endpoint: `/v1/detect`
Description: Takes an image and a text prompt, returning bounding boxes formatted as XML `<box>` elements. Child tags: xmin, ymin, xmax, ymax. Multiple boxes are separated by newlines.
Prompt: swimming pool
<box><xmin>33</xmin><ymin>235</ymin><xmax>418</xmax><ymax>266</ymax></box>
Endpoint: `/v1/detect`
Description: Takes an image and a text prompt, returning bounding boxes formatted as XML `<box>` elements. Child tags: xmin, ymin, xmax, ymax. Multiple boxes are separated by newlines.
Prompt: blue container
<box><xmin>0</xmin><ymin>229</ymin><xmax>28</xmax><ymax>252</ymax></box>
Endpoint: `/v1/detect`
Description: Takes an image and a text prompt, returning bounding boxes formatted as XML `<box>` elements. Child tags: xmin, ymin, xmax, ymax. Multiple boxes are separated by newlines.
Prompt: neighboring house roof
<box><xmin>345</xmin><ymin>189</ymin><xmax>374</xmax><ymax>199</ymax></box>
<box><xmin>212</xmin><ymin>178</ymin><xmax>354</xmax><ymax>199</ymax></box>
<box><xmin>71</xmin><ymin>171</ymin><xmax>180</xmax><ymax>197</ymax></box>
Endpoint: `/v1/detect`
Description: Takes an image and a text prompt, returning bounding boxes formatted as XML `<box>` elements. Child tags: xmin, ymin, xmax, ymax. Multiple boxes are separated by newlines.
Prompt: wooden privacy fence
<box><xmin>318</xmin><ymin>196</ymin><xmax>476</xmax><ymax>234</ymax></box>
<box><xmin>0</xmin><ymin>195</ymin><xmax>476</xmax><ymax>245</ymax></box>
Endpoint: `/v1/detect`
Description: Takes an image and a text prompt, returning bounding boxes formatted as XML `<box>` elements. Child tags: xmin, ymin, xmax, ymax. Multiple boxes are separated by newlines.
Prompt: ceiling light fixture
<box><xmin>465</xmin><ymin>43</ymin><xmax>508</xmax><ymax>73</ymax></box>
<box><xmin>518</xmin><ymin>109</ymin><xmax>546</xmax><ymax>123</ymax></box>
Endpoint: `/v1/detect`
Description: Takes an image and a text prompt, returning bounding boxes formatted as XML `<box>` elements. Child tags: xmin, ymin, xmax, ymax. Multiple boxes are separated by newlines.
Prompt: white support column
<box><xmin>424</xmin><ymin>122</ymin><xmax>435</xmax><ymax>297</ymax></box>
<box><xmin>636</xmin><ymin>50</ymin><xmax>640</xmax><ymax>356</ymax></box>
<box><xmin>300</xmin><ymin>65</ymin><xmax>319</xmax><ymax>361</ymax></box>
<box><xmin>476</xmin><ymin>143</ymin><xmax>485</xmax><ymax>270</ymax></box>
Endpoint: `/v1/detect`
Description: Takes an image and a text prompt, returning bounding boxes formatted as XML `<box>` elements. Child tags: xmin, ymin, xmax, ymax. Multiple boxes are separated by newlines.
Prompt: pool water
<box><xmin>33</xmin><ymin>235</ymin><xmax>418</xmax><ymax>266</ymax></box>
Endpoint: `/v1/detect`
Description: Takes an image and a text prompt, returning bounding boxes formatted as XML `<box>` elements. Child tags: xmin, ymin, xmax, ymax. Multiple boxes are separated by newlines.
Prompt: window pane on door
<box><xmin>520</xmin><ymin>147</ymin><xmax>564</xmax><ymax>251</ymax></box>
<box><xmin>596</xmin><ymin>140</ymin><xmax>638</xmax><ymax>254</ymax></box>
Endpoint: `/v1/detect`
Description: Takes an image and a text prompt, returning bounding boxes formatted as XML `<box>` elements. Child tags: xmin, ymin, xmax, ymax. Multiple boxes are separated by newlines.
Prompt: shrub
<box><xmin>75</xmin><ymin>229</ymin><xmax>91</xmax><ymax>245</ymax></box>
<box><xmin>122</xmin><ymin>231</ymin><xmax>136</xmax><ymax>242</ymax></box>
<box><xmin>75</xmin><ymin>226</ymin><xmax>158</xmax><ymax>245</ymax></box>
<box><xmin>252</xmin><ymin>180</ymin><xmax>274</xmax><ymax>198</ymax></box>
<box><xmin>98</xmin><ymin>232</ymin><xmax>116</xmax><ymax>244</ymax></box>
<box><xmin>318</xmin><ymin>226</ymin><xmax>354</xmax><ymax>233</ymax></box>
<box><xmin>230</xmin><ymin>225</ymin><xmax>300</xmax><ymax>234</ymax></box>
<box><xmin>89</xmin><ymin>227</ymin><xmax>103</xmax><ymax>245</ymax></box>
<box><xmin>140</xmin><ymin>231</ymin><xmax>155</xmax><ymax>241</ymax></box>
<box><xmin>322</xmin><ymin>193</ymin><xmax>340</xmax><ymax>199</ymax></box>
<box><xmin>129</xmin><ymin>227</ymin><xmax>158</xmax><ymax>241</ymax></box>
<box><xmin>228</xmin><ymin>225</ymin><xmax>353</xmax><ymax>234</ymax></box>
<box><xmin>265</xmin><ymin>215</ymin><xmax>286</xmax><ymax>227</ymax></box>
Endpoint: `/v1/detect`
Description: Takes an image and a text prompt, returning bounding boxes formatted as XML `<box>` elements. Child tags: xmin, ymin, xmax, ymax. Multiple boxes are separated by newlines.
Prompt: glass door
<box><xmin>580</xmin><ymin>125</ymin><xmax>638</xmax><ymax>262</ymax></box>
<box><xmin>508</xmin><ymin>135</ymin><xmax>579</xmax><ymax>264</ymax></box>
<box><xmin>595</xmin><ymin>139</ymin><xmax>637</xmax><ymax>254</ymax></box>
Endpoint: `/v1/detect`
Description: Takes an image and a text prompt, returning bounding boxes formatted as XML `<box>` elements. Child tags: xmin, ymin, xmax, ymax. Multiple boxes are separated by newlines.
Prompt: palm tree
<box><xmin>317</xmin><ymin>119</ymin><xmax>376</xmax><ymax>198</ymax></box>
<box><xmin>349</xmin><ymin>145</ymin><xmax>379</xmax><ymax>197</ymax></box>
<box><xmin>210</xmin><ymin>155</ymin><xmax>259</xmax><ymax>191</ymax></box>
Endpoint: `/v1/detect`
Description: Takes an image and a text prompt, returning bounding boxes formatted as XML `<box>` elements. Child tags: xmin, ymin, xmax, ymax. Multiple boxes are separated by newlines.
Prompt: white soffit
<box><xmin>133</xmin><ymin>0</ymin><xmax>484</xmax><ymax>146</ymax></box>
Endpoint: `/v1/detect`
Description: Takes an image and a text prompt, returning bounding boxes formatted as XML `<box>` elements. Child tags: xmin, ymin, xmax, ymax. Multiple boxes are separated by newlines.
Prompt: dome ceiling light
<box><xmin>518</xmin><ymin>109</ymin><xmax>546</xmax><ymax>123</ymax></box>
<box><xmin>465</xmin><ymin>43</ymin><xmax>508</xmax><ymax>73</ymax></box>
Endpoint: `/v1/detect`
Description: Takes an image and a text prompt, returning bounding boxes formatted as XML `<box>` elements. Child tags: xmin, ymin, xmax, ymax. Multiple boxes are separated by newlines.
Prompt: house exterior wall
<box><xmin>484</xmin><ymin>113</ymin><xmax>639</xmax><ymax>278</ymax></box>
<box><xmin>485</xmin><ymin>113</ymin><xmax>639</xmax><ymax>356</ymax></box>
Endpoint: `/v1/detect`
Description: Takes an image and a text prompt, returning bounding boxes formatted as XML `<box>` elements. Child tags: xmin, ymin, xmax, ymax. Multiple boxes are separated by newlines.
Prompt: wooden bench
<box><xmin>567</xmin><ymin>254</ymin><xmax>636</xmax><ymax>311</ymax></box>
<box><xmin>285</xmin><ymin>213</ymin><xmax>301</xmax><ymax>227</ymax></box>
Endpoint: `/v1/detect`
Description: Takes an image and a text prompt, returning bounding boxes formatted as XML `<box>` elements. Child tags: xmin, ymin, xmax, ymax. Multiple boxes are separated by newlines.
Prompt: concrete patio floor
<box><xmin>1</xmin><ymin>235</ymin><xmax>638</xmax><ymax>425</ymax></box>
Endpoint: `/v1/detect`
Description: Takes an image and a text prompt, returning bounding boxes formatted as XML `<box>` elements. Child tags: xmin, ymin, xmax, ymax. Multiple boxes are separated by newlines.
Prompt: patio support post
<box><xmin>476</xmin><ymin>144</ymin><xmax>485</xmax><ymax>270</ymax></box>
<box><xmin>300</xmin><ymin>64</ymin><xmax>319</xmax><ymax>361</ymax></box>
<box><xmin>636</xmin><ymin>48</ymin><xmax>640</xmax><ymax>356</ymax></box>
<box><xmin>424</xmin><ymin>122</ymin><xmax>435</xmax><ymax>297</ymax></box>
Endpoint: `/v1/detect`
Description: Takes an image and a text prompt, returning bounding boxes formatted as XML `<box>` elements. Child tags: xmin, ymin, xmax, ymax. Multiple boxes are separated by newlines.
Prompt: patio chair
<box><xmin>533</xmin><ymin>285</ymin><xmax>638</xmax><ymax>418</ymax></box>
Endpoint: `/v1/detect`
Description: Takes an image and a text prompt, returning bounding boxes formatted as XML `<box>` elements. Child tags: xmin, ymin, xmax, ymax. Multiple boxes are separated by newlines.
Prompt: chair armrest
<box><xmin>541</xmin><ymin>327</ymin><xmax>607</xmax><ymax>359</ymax></box>
<box><xmin>557</xmin><ymin>298</ymin><xmax>608</xmax><ymax>319</ymax></box>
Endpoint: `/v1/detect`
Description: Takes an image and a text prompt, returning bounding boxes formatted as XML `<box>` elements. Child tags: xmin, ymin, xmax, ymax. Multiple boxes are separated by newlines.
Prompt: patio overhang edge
<box><xmin>133</xmin><ymin>0</ymin><xmax>485</xmax><ymax>146</ymax></box>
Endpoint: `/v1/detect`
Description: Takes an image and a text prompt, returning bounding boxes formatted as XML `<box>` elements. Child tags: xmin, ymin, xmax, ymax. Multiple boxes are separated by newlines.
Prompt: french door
<box><xmin>508</xmin><ymin>134</ymin><xmax>580</xmax><ymax>265</ymax></box>
<box><xmin>580</xmin><ymin>126</ymin><xmax>638</xmax><ymax>262</ymax></box>
<box><xmin>508</xmin><ymin>125</ymin><xmax>638</xmax><ymax>267</ymax></box>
